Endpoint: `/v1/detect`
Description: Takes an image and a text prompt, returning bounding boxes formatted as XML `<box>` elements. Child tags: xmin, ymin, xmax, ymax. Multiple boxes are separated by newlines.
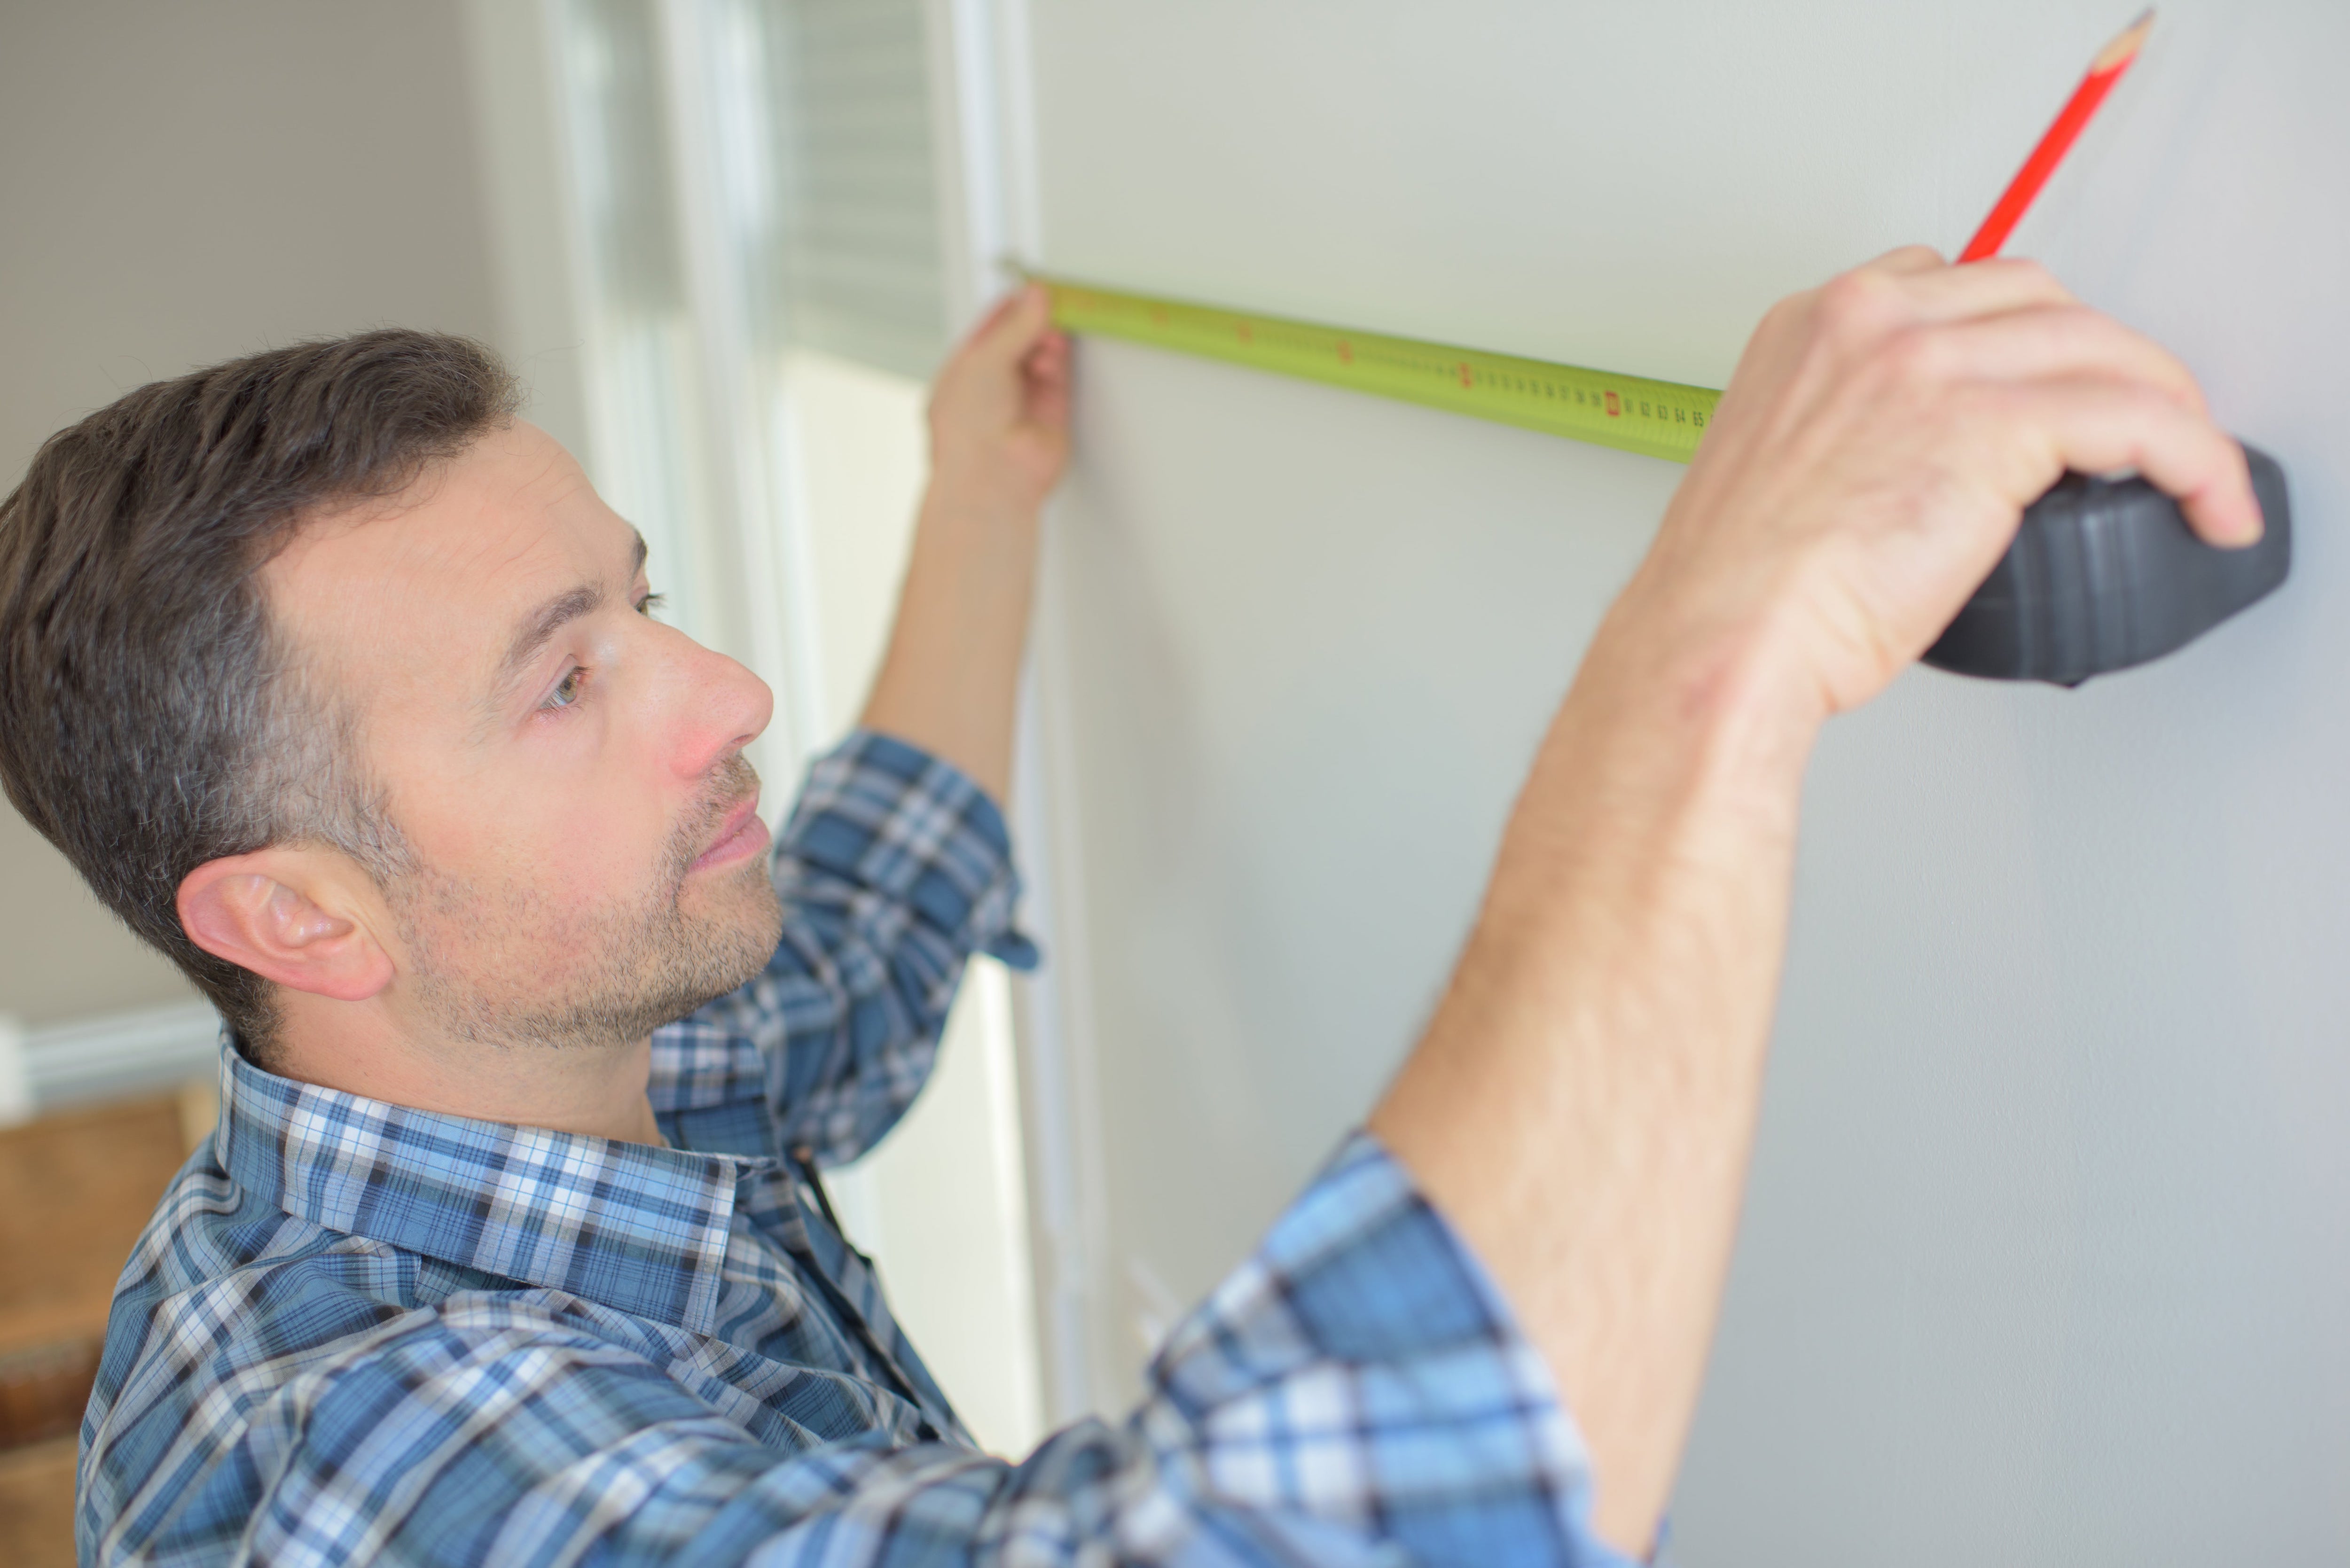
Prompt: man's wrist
<box><xmin>1570</xmin><ymin>575</ymin><xmax>1829</xmax><ymax>831</ymax></box>
<box><xmin>923</xmin><ymin>457</ymin><xmax>1050</xmax><ymax>535</ymax></box>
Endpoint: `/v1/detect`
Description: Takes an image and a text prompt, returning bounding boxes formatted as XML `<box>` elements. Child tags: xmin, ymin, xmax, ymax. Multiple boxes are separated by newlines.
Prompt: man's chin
<box><xmin>629</xmin><ymin>904</ymin><xmax>783</xmax><ymax>1037</ymax></box>
<box><xmin>685</xmin><ymin>866</ymin><xmax>786</xmax><ymax>996</ymax></box>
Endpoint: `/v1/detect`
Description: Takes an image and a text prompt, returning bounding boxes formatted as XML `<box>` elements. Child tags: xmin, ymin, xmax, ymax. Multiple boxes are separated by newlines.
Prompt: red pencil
<box><xmin>1960</xmin><ymin>9</ymin><xmax>2155</xmax><ymax>261</ymax></box>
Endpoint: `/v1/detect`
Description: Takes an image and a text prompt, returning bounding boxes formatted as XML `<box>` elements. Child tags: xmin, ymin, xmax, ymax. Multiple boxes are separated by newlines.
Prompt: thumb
<box><xmin>968</xmin><ymin>283</ymin><xmax>1055</xmax><ymax>367</ymax></box>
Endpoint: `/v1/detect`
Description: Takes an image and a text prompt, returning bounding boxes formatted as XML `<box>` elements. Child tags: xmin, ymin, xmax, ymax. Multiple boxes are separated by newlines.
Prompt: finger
<box><xmin>940</xmin><ymin>285</ymin><xmax>1048</xmax><ymax>383</ymax></box>
<box><xmin>1863</xmin><ymin>244</ymin><xmax>1949</xmax><ymax>276</ymax></box>
<box><xmin>2000</xmin><ymin>377</ymin><xmax>2262</xmax><ymax>546</ymax></box>
<box><xmin>1893</xmin><ymin>256</ymin><xmax>2079</xmax><ymax>323</ymax></box>
<box><xmin>973</xmin><ymin>286</ymin><xmax>1027</xmax><ymax>332</ymax></box>
<box><xmin>1022</xmin><ymin>333</ymin><xmax>1073</xmax><ymax>426</ymax></box>
<box><xmin>1027</xmin><ymin>335</ymin><xmax>1071</xmax><ymax>387</ymax></box>
<box><xmin>1026</xmin><ymin>370</ymin><xmax>1071</xmax><ymax>434</ymax></box>
<box><xmin>1021</xmin><ymin>332</ymin><xmax>1071</xmax><ymax>389</ymax></box>
<box><xmin>1919</xmin><ymin>304</ymin><xmax>2207</xmax><ymax>413</ymax></box>
<box><xmin>972</xmin><ymin>282</ymin><xmax>1056</xmax><ymax>365</ymax></box>
<box><xmin>1794</xmin><ymin>253</ymin><xmax>2076</xmax><ymax>356</ymax></box>
<box><xmin>952</xmin><ymin>289</ymin><xmax>1029</xmax><ymax>362</ymax></box>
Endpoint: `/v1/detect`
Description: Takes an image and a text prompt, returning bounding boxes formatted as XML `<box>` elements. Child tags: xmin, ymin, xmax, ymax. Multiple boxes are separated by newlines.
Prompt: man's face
<box><xmin>266</xmin><ymin>420</ymin><xmax>783</xmax><ymax>1052</ymax></box>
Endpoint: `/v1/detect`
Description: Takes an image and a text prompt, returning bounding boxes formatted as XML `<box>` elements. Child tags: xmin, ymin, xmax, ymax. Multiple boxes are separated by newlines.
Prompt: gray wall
<box><xmin>1026</xmin><ymin>0</ymin><xmax>2349</xmax><ymax>1559</ymax></box>
<box><xmin>0</xmin><ymin>0</ymin><xmax>501</xmax><ymax>1025</ymax></box>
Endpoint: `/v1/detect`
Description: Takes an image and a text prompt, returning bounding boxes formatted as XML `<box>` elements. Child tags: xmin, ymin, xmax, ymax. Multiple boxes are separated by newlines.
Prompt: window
<box><xmin>538</xmin><ymin>0</ymin><xmax>1045</xmax><ymax>1454</ymax></box>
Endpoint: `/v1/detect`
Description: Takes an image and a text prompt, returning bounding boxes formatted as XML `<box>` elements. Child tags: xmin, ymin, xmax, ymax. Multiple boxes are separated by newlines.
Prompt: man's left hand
<box><xmin>926</xmin><ymin>283</ymin><xmax>1072</xmax><ymax>524</ymax></box>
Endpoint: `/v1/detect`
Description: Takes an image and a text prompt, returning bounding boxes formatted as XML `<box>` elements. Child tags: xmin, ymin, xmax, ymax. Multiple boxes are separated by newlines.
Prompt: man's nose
<box><xmin>663</xmin><ymin>635</ymin><xmax>775</xmax><ymax>782</ymax></box>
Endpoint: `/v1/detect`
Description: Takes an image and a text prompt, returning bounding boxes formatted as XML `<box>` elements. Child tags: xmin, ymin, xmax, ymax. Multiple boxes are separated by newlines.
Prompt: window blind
<box><xmin>556</xmin><ymin>0</ymin><xmax>709</xmax><ymax>640</ymax></box>
<box><xmin>753</xmin><ymin>0</ymin><xmax>950</xmax><ymax>380</ymax></box>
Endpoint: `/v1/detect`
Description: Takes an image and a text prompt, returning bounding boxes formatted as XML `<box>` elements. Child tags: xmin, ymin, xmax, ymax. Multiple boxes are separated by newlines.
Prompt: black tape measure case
<box><xmin>1925</xmin><ymin>443</ymin><xmax>2292</xmax><ymax>686</ymax></box>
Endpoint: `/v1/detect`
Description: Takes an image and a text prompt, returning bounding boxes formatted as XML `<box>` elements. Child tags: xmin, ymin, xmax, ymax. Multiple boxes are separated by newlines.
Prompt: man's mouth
<box><xmin>689</xmin><ymin>797</ymin><xmax>769</xmax><ymax>874</ymax></box>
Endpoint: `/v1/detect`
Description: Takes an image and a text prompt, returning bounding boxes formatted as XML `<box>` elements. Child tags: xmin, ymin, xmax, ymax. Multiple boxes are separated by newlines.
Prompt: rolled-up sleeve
<box><xmin>690</xmin><ymin>729</ymin><xmax>1039</xmax><ymax>1166</ymax></box>
<box><xmin>747</xmin><ymin>1131</ymin><xmax>1633</xmax><ymax>1565</ymax></box>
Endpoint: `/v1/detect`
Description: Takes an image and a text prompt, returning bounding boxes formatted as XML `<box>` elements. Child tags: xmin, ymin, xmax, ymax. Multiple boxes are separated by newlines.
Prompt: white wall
<box><xmin>0</xmin><ymin>0</ymin><xmax>503</xmax><ymax>1027</ymax></box>
<box><xmin>1020</xmin><ymin>1</ymin><xmax>2350</xmax><ymax>1559</ymax></box>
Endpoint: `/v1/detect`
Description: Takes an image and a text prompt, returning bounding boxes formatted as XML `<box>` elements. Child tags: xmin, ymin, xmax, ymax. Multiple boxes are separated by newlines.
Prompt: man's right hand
<box><xmin>1609</xmin><ymin>244</ymin><xmax>2261</xmax><ymax>729</ymax></box>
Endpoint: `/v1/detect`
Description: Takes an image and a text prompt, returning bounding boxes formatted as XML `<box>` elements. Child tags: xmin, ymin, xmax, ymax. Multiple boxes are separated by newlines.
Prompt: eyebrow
<box><xmin>491</xmin><ymin>532</ymin><xmax>650</xmax><ymax>702</ymax></box>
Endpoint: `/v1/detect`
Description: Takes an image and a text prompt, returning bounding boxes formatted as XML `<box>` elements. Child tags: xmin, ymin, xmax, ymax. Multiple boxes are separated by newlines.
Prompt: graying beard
<box><xmin>393</xmin><ymin>756</ymin><xmax>780</xmax><ymax>1054</ymax></box>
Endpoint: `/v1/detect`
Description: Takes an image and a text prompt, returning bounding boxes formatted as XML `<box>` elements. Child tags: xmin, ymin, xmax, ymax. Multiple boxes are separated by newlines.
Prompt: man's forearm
<box><xmin>1369</xmin><ymin>245</ymin><xmax>2257</xmax><ymax>1556</ymax></box>
<box><xmin>858</xmin><ymin>487</ymin><xmax>1040</xmax><ymax>802</ymax></box>
<box><xmin>1368</xmin><ymin>592</ymin><xmax>1822</xmax><ymax>1556</ymax></box>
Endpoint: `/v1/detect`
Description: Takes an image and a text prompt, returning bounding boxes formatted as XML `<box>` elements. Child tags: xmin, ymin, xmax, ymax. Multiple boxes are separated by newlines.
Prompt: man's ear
<box><xmin>176</xmin><ymin>850</ymin><xmax>397</xmax><ymax>1003</ymax></box>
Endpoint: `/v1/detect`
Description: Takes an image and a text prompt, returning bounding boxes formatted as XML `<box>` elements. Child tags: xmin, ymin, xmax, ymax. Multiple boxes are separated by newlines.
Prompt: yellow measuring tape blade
<box><xmin>1038</xmin><ymin>275</ymin><xmax>1722</xmax><ymax>466</ymax></box>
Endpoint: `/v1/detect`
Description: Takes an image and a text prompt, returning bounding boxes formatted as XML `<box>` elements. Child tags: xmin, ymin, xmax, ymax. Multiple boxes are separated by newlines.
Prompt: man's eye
<box><xmin>637</xmin><ymin>591</ymin><xmax>666</xmax><ymax>618</ymax></box>
<box><xmin>545</xmin><ymin>668</ymin><xmax>586</xmax><ymax>710</ymax></box>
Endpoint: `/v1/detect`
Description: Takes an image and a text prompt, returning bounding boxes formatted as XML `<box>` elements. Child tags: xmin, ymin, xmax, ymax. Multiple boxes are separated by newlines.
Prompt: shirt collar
<box><xmin>215</xmin><ymin>1032</ymin><xmax>764</xmax><ymax>1335</ymax></box>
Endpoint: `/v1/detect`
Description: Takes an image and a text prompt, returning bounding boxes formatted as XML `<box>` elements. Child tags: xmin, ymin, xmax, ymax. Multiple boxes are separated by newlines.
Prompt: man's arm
<box><xmin>859</xmin><ymin>284</ymin><xmax>1071</xmax><ymax>801</ymax></box>
<box><xmin>689</xmin><ymin>727</ymin><xmax>1036</xmax><ymax>1165</ymax></box>
<box><xmin>1368</xmin><ymin>247</ymin><xmax>2262</xmax><ymax>1555</ymax></box>
<box><xmin>688</xmin><ymin>290</ymin><xmax>1065</xmax><ymax>1162</ymax></box>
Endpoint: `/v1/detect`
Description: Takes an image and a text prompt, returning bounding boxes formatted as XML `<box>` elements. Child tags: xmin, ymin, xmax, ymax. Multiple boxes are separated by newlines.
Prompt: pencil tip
<box><xmin>2096</xmin><ymin>9</ymin><xmax>2156</xmax><ymax>72</ymax></box>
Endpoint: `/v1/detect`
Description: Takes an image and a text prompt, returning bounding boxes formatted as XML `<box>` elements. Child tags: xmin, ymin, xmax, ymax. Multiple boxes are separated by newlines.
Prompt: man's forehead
<box><xmin>265</xmin><ymin>421</ymin><xmax>635</xmax><ymax>691</ymax></box>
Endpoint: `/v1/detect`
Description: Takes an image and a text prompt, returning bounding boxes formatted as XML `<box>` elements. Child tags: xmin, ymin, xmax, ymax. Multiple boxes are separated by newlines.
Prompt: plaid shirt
<box><xmin>80</xmin><ymin>730</ymin><xmax>1627</xmax><ymax>1567</ymax></box>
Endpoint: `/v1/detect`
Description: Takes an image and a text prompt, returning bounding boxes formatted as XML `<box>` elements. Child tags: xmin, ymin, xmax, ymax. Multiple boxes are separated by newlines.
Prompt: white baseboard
<box><xmin>11</xmin><ymin>1001</ymin><xmax>223</xmax><ymax>1115</ymax></box>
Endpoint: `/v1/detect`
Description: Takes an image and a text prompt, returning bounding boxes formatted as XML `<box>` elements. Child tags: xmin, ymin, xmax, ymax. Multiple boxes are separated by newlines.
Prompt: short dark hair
<box><xmin>0</xmin><ymin>330</ymin><xmax>521</xmax><ymax>1055</ymax></box>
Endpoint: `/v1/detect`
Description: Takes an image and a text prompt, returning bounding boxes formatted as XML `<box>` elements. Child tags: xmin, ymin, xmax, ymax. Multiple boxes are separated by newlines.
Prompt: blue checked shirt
<box><xmin>81</xmin><ymin>731</ymin><xmax>1630</xmax><ymax>1567</ymax></box>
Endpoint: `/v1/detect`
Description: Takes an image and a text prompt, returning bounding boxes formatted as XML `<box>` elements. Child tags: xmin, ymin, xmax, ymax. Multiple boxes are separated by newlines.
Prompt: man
<box><xmin>0</xmin><ymin>255</ymin><xmax>2255</xmax><ymax>1567</ymax></box>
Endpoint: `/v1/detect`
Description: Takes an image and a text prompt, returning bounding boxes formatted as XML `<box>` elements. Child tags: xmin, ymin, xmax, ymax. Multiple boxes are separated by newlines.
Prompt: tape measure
<box><xmin>1037</xmin><ymin>273</ymin><xmax>2297</xmax><ymax>690</ymax></box>
<box><xmin>1036</xmin><ymin>274</ymin><xmax>1722</xmax><ymax>466</ymax></box>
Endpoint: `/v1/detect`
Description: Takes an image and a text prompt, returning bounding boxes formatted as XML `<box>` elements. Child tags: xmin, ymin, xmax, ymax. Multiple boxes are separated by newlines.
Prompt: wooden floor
<box><xmin>0</xmin><ymin>1438</ymin><xmax>78</xmax><ymax>1568</ymax></box>
<box><xmin>0</xmin><ymin>1089</ymin><xmax>207</xmax><ymax>1566</ymax></box>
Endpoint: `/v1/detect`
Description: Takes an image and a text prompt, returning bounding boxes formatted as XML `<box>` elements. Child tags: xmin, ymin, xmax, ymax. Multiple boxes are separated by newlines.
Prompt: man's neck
<box><xmin>264</xmin><ymin>997</ymin><xmax>667</xmax><ymax>1146</ymax></box>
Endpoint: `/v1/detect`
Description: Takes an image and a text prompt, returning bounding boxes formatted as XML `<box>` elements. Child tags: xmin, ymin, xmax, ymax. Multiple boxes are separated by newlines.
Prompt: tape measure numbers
<box><xmin>1038</xmin><ymin>276</ymin><xmax>1723</xmax><ymax>466</ymax></box>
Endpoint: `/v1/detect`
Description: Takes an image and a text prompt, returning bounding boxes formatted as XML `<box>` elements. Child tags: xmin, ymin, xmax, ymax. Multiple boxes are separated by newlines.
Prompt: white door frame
<box><xmin>924</xmin><ymin>0</ymin><xmax>1120</xmax><ymax>1426</ymax></box>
